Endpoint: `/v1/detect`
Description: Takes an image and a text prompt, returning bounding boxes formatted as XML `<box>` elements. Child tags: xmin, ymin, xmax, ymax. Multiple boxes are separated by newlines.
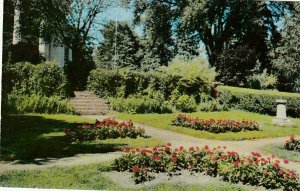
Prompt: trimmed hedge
<box><xmin>217</xmin><ymin>86</ymin><xmax>300</xmax><ymax>118</ymax></box>
<box><xmin>87</xmin><ymin>69</ymin><xmax>210</xmax><ymax>102</ymax></box>
<box><xmin>110</xmin><ymin>96</ymin><xmax>173</xmax><ymax>114</ymax></box>
<box><xmin>4</xmin><ymin>94</ymin><xmax>75</xmax><ymax>114</ymax></box>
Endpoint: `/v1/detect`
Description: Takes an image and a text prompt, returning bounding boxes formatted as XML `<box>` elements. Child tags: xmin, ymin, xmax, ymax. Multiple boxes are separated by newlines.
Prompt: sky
<box><xmin>92</xmin><ymin>5</ymin><xmax>143</xmax><ymax>44</ymax></box>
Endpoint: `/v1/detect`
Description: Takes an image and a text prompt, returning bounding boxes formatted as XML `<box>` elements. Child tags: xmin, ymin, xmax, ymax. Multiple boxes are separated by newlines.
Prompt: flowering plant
<box><xmin>284</xmin><ymin>135</ymin><xmax>300</xmax><ymax>152</ymax></box>
<box><xmin>172</xmin><ymin>114</ymin><xmax>259</xmax><ymax>133</ymax></box>
<box><xmin>112</xmin><ymin>143</ymin><xmax>299</xmax><ymax>190</ymax></box>
<box><xmin>64</xmin><ymin>118</ymin><xmax>147</xmax><ymax>142</ymax></box>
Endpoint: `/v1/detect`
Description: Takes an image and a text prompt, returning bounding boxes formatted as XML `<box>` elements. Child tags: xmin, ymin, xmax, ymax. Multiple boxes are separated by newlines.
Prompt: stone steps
<box><xmin>69</xmin><ymin>91</ymin><xmax>110</xmax><ymax>115</ymax></box>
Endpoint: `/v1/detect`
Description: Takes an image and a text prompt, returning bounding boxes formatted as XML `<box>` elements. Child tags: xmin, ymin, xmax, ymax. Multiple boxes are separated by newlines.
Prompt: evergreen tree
<box><xmin>96</xmin><ymin>21</ymin><xmax>141</xmax><ymax>70</ymax></box>
<box><xmin>272</xmin><ymin>3</ymin><xmax>300</xmax><ymax>92</ymax></box>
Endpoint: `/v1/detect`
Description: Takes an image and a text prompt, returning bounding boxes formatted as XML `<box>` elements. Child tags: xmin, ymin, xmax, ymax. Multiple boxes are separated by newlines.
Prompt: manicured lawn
<box><xmin>0</xmin><ymin>162</ymin><xmax>250</xmax><ymax>190</ymax></box>
<box><xmin>1</xmin><ymin>114</ymin><xmax>163</xmax><ymax>161</ymax></box>
<box><xmin>263</xmin><ymin>144</ymin><xmax>300</xmax><ymax>162</ymax></box>
<box><xmin>117</xmin><ymin>111</ymin><xmax>300</xmax><ymax>140</ymax></box>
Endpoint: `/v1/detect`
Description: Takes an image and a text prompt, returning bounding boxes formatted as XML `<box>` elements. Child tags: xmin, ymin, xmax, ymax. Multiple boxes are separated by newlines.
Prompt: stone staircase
<box><xmin>69</xmin><ymin>91</ymin><xmax>110</xmax><ymax>115</ymax></box>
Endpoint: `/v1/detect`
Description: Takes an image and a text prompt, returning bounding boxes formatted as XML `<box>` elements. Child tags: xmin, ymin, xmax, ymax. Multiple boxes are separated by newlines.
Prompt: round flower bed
<box><xmin>171</xmin><ymin>114</ymin><xmax>259</xmax><ymax>133</ymax></box>
<box><xmin>64</xmin><ymin>118</ymin><xmax>147</xmax><ymax>142</ymax></box>
<box><xmin>112</xmin><ymin>143</ymin><xmax>299</xmax><ymax>190</ymax></box>
<box><xmin>285</xmin><ymin>135</ymin><xmax>300</xmax><ymax>152</ymax></box>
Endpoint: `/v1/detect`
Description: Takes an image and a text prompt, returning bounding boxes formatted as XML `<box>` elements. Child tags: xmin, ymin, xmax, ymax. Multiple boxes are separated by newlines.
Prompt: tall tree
<box><xmin>95</xmin><ymin>21</ymin><xmax>141</xmax><ymax>70</ymax></box>
<box><xmin>132</xmin><ymin>0</ymin><xmax>175</xmax><ymax>70</ymax></box>
<box><xmin>38</xmin><ymin>0</ymin><xmax>113</xmax><ymax>90</ymax></box>
<box><xmin>271</xmin><ymin>2</ymin><xmax>300</xmax><ymax>92</ymax></box>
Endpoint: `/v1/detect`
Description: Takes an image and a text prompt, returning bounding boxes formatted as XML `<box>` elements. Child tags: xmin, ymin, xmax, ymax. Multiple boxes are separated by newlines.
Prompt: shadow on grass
<box><xmin>0</xmin><ymin>114</ymin><xmax>125</xmax><ymax>163</ymax></box>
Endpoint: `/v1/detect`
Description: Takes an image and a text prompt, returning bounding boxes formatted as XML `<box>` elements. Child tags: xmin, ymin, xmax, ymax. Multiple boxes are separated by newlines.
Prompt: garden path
<box><xmin>1</xmin><ymin>114</ymin><xmax>299</xmax><ymax>174</ymax></box>
<box><xmin>85</xmin><ymin>115</ymin><xmax>300</xmax><ymax>173</ymax></box>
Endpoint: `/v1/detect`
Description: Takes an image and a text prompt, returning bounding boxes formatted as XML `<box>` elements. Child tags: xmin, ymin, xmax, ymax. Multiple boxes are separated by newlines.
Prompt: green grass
<box><xmin>263</xmin><ymin>144</ymin><xmax>300</xmax><ymax>162</ymax></box>
<box><xmin>218</xmin><ymin>85</ymin><xmax>300</xmax><ymax>97</ymax></box>
<box><xmin>0</xmin><ymin>162</ymin><xmax>250</xmax><ymax>190</ymax></box>
<box><xmin>1</xmin><ymin>114</ymin><xmax>163</xmax><ymax>161</ymax></box>
<box><xmin>116</xmin><ymin>111</ymin><xmax>300</xmax><ymax>140</ymax></box>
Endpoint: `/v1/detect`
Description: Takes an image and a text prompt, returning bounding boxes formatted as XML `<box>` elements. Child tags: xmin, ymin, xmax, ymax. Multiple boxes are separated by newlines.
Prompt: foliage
<box><xmin>174</xmin><ymin>95</ymin><xmax>197</xmax><ymax>113</ymax></box>
<box><xmin>32</xmin><ymin>61</ymin><xmax>67</xmax><ymax>96</ymax></box>
<box><xmin>246</xmin><ymin>69</ymin><xmax>278</xmax><ymax>90</ymax></box>
<box><xmin>285</xmin><ymin>135</ymin><xmax>300</xmax><ymax>153</ymax></box>
<box><xmin>96</xmin><ymin>21</ymin><xmax>141</xmax><ymax>70</ymax></box>
<box><xmin>87</xmin><ymin>68</ymin><xmax>210</xmax><ymax>102</ymax></box>
<box><xmin>64</xmin><ymin>118</ymin><xmax>147</xmax><ymax>142</ymax></box>
<box><xmin>3</xmin><ymin>61</ymin><xmax>67</xmax><ymax>97</ymax></box>
<box><xmin>217</xmin><ymin>86</ymin><xmax>300</xmax><ymax>118</ymax></box>
<box><xmin>4</xmin><ymin>94</ymin><xmax>75</xmax><ymax>114</ymax></box>
<box><xmin>161</xmin><ymin>56</ymin><xmax>216</xmax><ymax>84</ymax></box>
<box><xmin>110</xmin><ymin>96</ymin><xmax>172</xmax><ymax>114</ymax></box>
<box><xmin>271</xmin><ymin>3</ymin><xmax>300</xmax><ymax>93</ymax></box>
<box><xmin>215</xmin><ymin>45</ymin><xmax>257</xmax><ymax>86</ymax></box>
<box><xmin>3</xmin><ymin>62</ymin><xmax>35</xmax><ymax>95</ymax></box>
<box><xmin>112</xmin><ymin>144</ymin><xmax>300</xmax><ymax>190</ymax></box>
<box><xmin>116</xmin><ymin>111</ymin><xmax>300</xmax><ymax>140</ymax></box>
<box><xmin>172</xmin><ymin>114</ymin><xmax>259</xmax><ymax>133</ymax></box>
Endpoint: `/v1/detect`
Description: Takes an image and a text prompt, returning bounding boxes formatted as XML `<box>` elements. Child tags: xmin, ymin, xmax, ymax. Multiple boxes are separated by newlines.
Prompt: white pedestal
<box><xmin>272</xmin><ymin>99</ymin><xmax>294</xmax><ymax>126</ymax></box>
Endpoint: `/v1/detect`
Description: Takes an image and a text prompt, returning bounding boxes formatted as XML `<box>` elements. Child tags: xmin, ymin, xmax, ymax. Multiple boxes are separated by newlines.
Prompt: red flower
<box><xmin>132</xmin><ymin>167</ymin><xmax>140</xmax><ymax>172</ymax></box>
<box><xmin>179</xmin><ymin>146</ymin><xmax>184</xmax><ymax>151</ymax></box>
<box><xmin>166</xmin><ymin>142</ymin><xmax>172</xmax><ymax>147</ymax></box>
<box><xmin>279</xmin><ymin>170</ymin><xmax>284</xmax><ymax>175</ymax></box>
<box><xmin>284</xmin><ymin>159</ymin><xmax>289</xmax><ymax>164</ymax></box>
<box><xmin>274</xmin><ymin>163</ymin><xmax>280</xmax><ymax>168</ymax></box>
<box><xmin>251</xmin><ymin>152</ymin><xmax>261</xmax><ymax>158</ymax></box>
<box><xmin>165</xmin><ymin>147</ymin><xmax>170</xmax><ymax>152</ymax></box>
<box><xmin>204</xmin><ymin>145</ymin><xmax>209</xmax><ymax>150</ymax></box>
<box><xmin>172</xmin><ymin>157</ymin><xmax>178</xmax><ymax>162</ymax></box>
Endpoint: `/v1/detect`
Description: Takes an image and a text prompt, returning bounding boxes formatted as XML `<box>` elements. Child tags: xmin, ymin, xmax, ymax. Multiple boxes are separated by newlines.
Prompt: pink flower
<box><xmin>284</xmin><ymin>159</ymin><xmax>289</xmax><ymax>164</ymax></box>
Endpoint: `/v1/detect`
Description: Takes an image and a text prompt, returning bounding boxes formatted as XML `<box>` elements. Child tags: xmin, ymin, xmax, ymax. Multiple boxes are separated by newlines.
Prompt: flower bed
<box><xmin>112</xmin><ymin>143</ymin><xmax>300</xmax><ymax>190</ymax></box>
<box><xmin>171</xmin><ymin>114</ymin><xmax>259</xmax><ymax>133</ymax></box>
<box><xmin>64</xmin><ymin>118</ymin><xmax>147</xmax><ymax>142</ymax></box>
<box><xmin>285</xmin><ymin>135</ymin><xmax>300</xmax><ymax>152</ymax></box>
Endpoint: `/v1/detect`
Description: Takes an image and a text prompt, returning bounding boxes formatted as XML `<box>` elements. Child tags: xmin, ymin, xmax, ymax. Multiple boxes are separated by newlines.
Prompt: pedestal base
<box><xmin>272</xmin><ymin>118</ymin><xmax>294</xmax><ymax>127</ymax></box>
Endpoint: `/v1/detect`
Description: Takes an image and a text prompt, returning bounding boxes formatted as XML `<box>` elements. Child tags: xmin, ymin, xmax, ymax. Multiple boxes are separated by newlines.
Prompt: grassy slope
<box><xmin>1</xmin><ymin>114</ymin><xmax>163</xmax><ymax>161</ymax></box>
<box><xmin>0</xmin><ymin>162</ymin><xmax>249</xmax><ymax>191</ymax></box>
<box><xmin>117</xmin><ymin>111</ymin><xmax>300</xmax><ymax>140</ymax></box>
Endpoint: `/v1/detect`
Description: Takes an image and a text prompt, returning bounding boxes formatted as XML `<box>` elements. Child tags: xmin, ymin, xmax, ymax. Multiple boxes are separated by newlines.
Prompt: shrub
<box><xmin>8</xmin><ymin>62</ymin><xmax>35</xmax><ymax>95</ymax></box>
<box><xmin>171</xmin><ymin>114</ymin><xmax>259</xmax><ymax>133</ymax></box>
<box><xmin>174</xmin><ymin>95</ymin><xmax>197</xmax><ymax>112</ymax></box>
<box><xmin>3</xmin><ymin>61</ymin><xmax>67</xmax><ymax>97</ymax></box>
<box><xmin>246</xmin><ymin>69</ymin><xmax>277</xmax><ymax>90</ymax></box>
<box><xmin>64</xmin><ymin>118</ymin><xmax>147</xmax><ymax>142</ymax></box>
<box><xmin>112</xmin><ymin>143</ymin><xmax>300</xmax><ymax>190</ymax></box>
<box><xmin>87</xmin><ymin>69</ymin><xmax>123</xmax><ymax>97</ymax></box>
<box><xmin>87</xmin><ymin>68</ymin><xmax>211</xmax><ymax>102</ymax></box>
<box><xmin>110</xmin><ymin>96</ymin><xmax>173</xmax><ymax>114</ymax></box>
<box><xmin>32</xmin><ymin>61</ymin><xmax>67</xmax><ymax>97</ymax></box>
<box><xmin>4</xmin><ymin>94</ymin><xmax>75</xmax><ymax>114</ymax></box>
<box><xmin>217</xmin><ymin>86</ymin><xmax>300</xmax><ymax>118</ymax></box>
<box><xmin>284</xmin><ymin>135</ymin><xmax>300</xmax><ymax>153</ymax></box>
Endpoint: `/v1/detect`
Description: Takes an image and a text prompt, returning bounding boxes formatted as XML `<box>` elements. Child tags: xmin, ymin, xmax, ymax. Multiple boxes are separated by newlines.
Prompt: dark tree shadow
<box><xmin>0</xmin><ymin>115</ymin><xmax>125</xmax><ymax>164</ymax></box>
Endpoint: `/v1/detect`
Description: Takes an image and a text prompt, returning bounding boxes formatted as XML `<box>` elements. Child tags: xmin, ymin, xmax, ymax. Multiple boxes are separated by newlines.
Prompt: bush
<box><xmin>246</xmin><ymin>69</ymin><xmax>277</xmax><ymax>90</ymax></box>
<box><xmin>7</xmin><ymin>62</ymin><xmax>35</xmax><ymax>95</ymax></box>
<box><xmin>3</xmin><ymin>61</ymin><xmax>67</xmax><ymax>97</ymax></box>
<box><xmin>174</xmin><ymin>95</ymin><xmax>197</xmax><ymax>112</ymax></box>
<box><xmin>285</xmin><ymin>135</ymin><xmax>300</xmax><ymax>153</ymax></box>
<box><xmin>4</xmin><ymin>94</ymin><xmax>75</xmax><ymax>114</ymax></box>
<box><xmin>87</xmin><ymin>68</ymin><xmax>211</xmax><ymax>102</ymax></box>
<box><xmin>112</xmin><ymin>144</ymin><xmax>300</xmax><ymax>190</ymax></box>
<box><xmin>64</xmin><ymin>118</ymin><xmax>147</xmax><ymax>142</ymax></box>
<box><xmin>217</xmin><ymin>86</ymin><xmax>300</xmax><ymax>118</ymax></box>
<box><xmin>32</xmin><ymin>61</ymin><xmax>67</xmax><ymax>97</ymax></box>
<box><xmin>171</xmin><ymin>114</ymin><xmax>259</xmax><ymax>133</ymax></box>
<box><xmin>111</xmin><ymin>96</ymin><xmax>173</xmax><ymax>114</ymax></box>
